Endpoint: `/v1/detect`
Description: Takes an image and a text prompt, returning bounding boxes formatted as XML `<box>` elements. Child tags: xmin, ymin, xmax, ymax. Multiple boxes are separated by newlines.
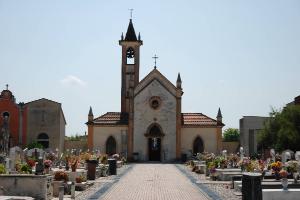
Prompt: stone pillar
<box><xmin>176</xmin><ymin>96</ymin><xmax>182</xmax><ymax>160</ymax></box>
<box><xmin>87</xmin><ymin>124</ymin><xmax>94</xmax><ymax>150</ymax></box>
<box><xmin>242</xmin><ymin>172</ymin><xmax>262</xmax><ymax>200</ymax></box>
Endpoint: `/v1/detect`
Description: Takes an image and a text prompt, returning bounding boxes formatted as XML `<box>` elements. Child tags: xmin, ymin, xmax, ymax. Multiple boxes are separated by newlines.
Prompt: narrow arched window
<box><xmin>106</xmin><ymin>136</ymin><xmax>116</xmax><ymax>155</ymax></box>
<box><xmin>193</xmin><ymin>136</ymin><xmax>204</xmax><ymax>154</ymax></box>
<box><xmin>37</xmin><ymin>133</ymin><xmax>49</xmax><ymax>148</ymax></box>
<box><xmin>126</xmin><ymin>47</ymin><xmax>135</xmax><ymax>64</ymax></box>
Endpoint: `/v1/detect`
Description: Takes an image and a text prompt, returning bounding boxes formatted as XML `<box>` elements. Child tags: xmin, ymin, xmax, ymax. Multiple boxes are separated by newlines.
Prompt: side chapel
<box><xmin>87</xmin><ymin>19</ymin><xmax>224</xmax><ymax>161</ymax></box>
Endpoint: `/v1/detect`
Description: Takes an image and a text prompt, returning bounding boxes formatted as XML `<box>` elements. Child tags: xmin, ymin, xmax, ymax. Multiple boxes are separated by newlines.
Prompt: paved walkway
<box><xmin>98</xmin><ymin>164</ymin><xmax>211</xmax><ymax>200</ymax></box>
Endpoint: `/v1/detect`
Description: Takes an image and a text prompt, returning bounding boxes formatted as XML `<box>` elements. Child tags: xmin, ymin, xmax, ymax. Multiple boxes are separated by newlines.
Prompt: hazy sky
<box><xmin>0</xmin><ymin>1</ymin><xmax>299</xmax><ymax>136</ymax></box>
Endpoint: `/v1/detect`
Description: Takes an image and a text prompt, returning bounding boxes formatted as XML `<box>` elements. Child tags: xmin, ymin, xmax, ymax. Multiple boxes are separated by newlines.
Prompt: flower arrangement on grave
<box><xmin>26</xmin><ymin>158</ymin><xmax>36</xmax><ymax>168</ymax></box>
<box><xmin>43</xmin><ymin>159</ymin><xmax>52</xmax><ymax>168</ymax></box>
<box><xmin>0</xmin><ymin>164</ymin><xmax>6</xmax><ymax>174</ymax></box>
<box><xmin>228</xmin><ymin>154</ymin><xmax>240</xmax><ymax>168</ymax></box>
<box><xmin>54</xmin><ymin>171</ymin><xmax>69</xmax><ymax>182</ymax></box>
<box><xmin>75</xmin><ymin>175</ymin><xmax>86</xmax><ymax>183</ymax></box>
<box><xmin>270</xmin><ymin>161</ymin><xmax>282</xmax><ymax>180</ymax></box>
<box><xmin>69</xmin><ymin>156</ymin><xmax>80</xmax><ymax>172</ymax></box>
<box><xmin>100</xmin><ymin>154</ymin><xmax>108</xmax><ymax>164</ymax></box>
<box><xmin>279</xmin><ymin>169</ymin><xmax>288</xmax><ymax>178</ymax></box>
<box><xmin>80</xmin><ymin>152</ymin><xmax>91</xmax><ymax>161</ymax></box>
<box><xmin>238</xmin><ymin>157</ymin><xmax>253</xmax><ymax>172</ymax></box>
<box><xmin>270</xmin><ymin>161</ymin><xmax>282</xmax><ymax>173</ymax></box>
<box><xmin>286</xmin><ymin>160</ymin><xmax>299</xmax><ymax>173</ymax></box>
<box><xmin>46</xmin><ymin>152</ymin><xmax>57</xmax><ymax>161</ymax></box>
<box><xmin>218</xmin><ymin>156</ymin><xmax>228</xmax><ymax>169</ymax></box>
<box><xmin>20</xmin><ymin>163</ymin><xmax>32</xmax><ymax>174</ymax></box>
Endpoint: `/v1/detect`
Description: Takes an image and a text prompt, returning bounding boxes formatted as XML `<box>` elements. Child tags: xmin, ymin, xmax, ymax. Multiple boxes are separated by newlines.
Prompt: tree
<box><xmin>223</xmin><ymin>128</ymin><xmax>239</xmax><ymax>142</ymax></box>
<box><xmin>258</xmin><ymin>105</ymin><xmax>300</xmax><ymax>152</ymax></box>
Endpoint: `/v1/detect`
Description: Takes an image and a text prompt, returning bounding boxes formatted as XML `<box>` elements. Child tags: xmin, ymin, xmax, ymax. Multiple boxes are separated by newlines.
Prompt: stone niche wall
<box><xmin>134</xmin><ymin>80</ymin><xmax>177</xmax><ymax>161</ymax></box>
<box><xmin>0</xmin><ymin>174</ymin><xmax>52</xmax><ymax>199</ymax></box>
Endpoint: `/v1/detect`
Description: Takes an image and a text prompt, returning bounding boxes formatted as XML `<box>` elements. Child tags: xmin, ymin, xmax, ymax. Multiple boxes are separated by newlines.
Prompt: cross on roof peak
<box><xmin>129</xmin><ymin>8</ymin><xmax>134</xmax><ymax>20</ymax></box>
<box><xmin>152</xmin><ymin>54</ymin><xmax>158</xmax><ymax>69</ymax></box>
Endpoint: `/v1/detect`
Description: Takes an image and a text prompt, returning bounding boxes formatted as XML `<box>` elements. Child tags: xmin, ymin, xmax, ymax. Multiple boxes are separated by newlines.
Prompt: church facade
<box><xmin>87</xmin><ymin>20</ymin><xmax>224</xmax><ymax>161</ymax></box>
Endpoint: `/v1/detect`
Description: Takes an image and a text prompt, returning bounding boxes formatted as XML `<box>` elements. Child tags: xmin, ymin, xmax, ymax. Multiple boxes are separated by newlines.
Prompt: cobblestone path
<box><xmin>97</xmin><ymin>164</ymin><xmax>211</xmax><ymax>200</ymax></box>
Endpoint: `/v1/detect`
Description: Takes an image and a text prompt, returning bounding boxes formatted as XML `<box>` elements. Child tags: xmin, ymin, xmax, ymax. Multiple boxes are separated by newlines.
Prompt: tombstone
<box><xmin>240</xmin><ymin>147</ymin><xmax>244</xmax><ymax>160</ymax></box>
<box><xmin>5</xmin><ymin>157</ymin><xmax>11</xmax><ymax>173</ymax></box>
<box><xmin>295</xmin><ymin>151</ymin><xmax>300</xmax><ymax>161</ymax></box>
<box><xmin>8</xmin><ymin>146</ymin><xmax>23</xmax><ymax>172</ymax></box>
<box><xmin>222</xmin><ymin>150</ymin><xmax>227</xmax><ymax>159</ymax></box>
<box><xmin>270</xmin><ymin>149</ymin><xmax>275</xmax><ymax>161</ymax></box>
<box><xmin>35</xmin><ymin>157</ymin><xmax>44</xmax><ymax>175</ymax></box>
<box><xmin>282</xmin><ymin>149</ymin><xmax>294</xmax><ymax>163</ymax></box>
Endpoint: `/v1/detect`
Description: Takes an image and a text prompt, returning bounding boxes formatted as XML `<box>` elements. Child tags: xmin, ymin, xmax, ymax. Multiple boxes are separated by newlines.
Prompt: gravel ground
<box><xmin>178</xmin><ymin>165</ymin><xmax>242</xmax><ymax>200</ymax></box>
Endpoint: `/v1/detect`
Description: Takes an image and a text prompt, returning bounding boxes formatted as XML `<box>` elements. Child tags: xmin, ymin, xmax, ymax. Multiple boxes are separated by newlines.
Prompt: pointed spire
<box><xmin>217</xmin><ymin>107</ymin><xmax>222</xmax><ymax>118</ymax></box>
<box><xmin>176</xmin><ymin>73</ymin><xmax>182</xmax><ymax>89</ymax></box>
<box><xmin>138</xmin><ymin>32</ymin><xmax>141</xmax><ymax>40</ymax></box>
<box><xmin>121</xmin><ymin>32</ymin><xmax>124</xmax><ymax>40</ymax></box>
<box><xmin>88</xmin><ymin>106</ymin><xmax>93</xmax><ymax>116</ymax></box>
<box><xmin>125</xmin><ymin>19</ymin><xmax>137</xmax><ymax>41</ymax></box>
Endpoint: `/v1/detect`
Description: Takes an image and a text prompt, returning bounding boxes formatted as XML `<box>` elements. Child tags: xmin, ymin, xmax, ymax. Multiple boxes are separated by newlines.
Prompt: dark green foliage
<box><xmin>223</xmin><ymin>128</ymin><xmax>239</xmax><ymax>142</ymax></box>
<box><xmin>258</xmin><ymin>105</ymin><xmax>300</xmax><ymax>152</ymax></box>
<box><xmin>26</xmin><ymin>141</ymin><xmax>44</xmax><ymax>149</ymax></box>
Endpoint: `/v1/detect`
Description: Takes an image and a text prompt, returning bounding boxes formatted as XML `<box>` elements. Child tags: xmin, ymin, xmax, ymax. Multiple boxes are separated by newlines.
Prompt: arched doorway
<box><xmin>106</xmin><ymin>136</ymin><xmax>116</xmax><ymax>155</ymax></box>
<box><xmin>193</xmin><ymin>136</ymin><xmax>204</xmax><ymax>154</ymax></box>
<box><xmin>146</xmin><ymin>124</ymin><xmax>164</xmax><ymax>161</ymax></box>
<box><xmin>37</xmin><ymin>133</ymin><xmax>49</xmax><ymax>148</ymax></box>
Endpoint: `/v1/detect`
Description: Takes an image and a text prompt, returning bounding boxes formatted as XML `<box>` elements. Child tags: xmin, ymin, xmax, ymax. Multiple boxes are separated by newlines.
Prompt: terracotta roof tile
<box><xmin>92</xmin><ymin>112</ymin><xmax>128</xmax><ymax>125</ymax></box>
<box><xmin>182</xmin><ymin>113</ymin><xmax>223</xmax><ymax>127</ymax></box>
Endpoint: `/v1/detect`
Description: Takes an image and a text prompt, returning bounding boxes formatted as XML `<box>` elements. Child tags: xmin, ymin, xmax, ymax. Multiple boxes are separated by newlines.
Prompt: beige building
<box><xmin>26</xmin><ymin>98</ymin><xmax>66</xmax><ymax>153</ymax></box>
<box><xmin>87</xmin><ymin>19</ymin><xmax>224</xmax><ymax>161</ymax></box>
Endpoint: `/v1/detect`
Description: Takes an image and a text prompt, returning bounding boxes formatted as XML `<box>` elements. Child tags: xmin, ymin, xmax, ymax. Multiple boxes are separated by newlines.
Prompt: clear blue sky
<box><xmin>1</xmin><ymin>0</ymin><xmax>299</xmax><ymax>136</ymax></box>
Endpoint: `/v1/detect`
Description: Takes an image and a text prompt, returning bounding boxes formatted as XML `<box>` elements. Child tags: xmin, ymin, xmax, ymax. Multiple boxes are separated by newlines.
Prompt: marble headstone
<box><xmin>295</xmin><ymin>151</ymin><xmax>300</xmax><ymax>161</ymax></box>
<box><xmin>270</xmin><ymin>149</ymin><xmax>275</xmax><ymax>161</ymax></box>
<box><xmin>282</xmin><ymin>149</ymin><xmax>294</xmax><ymax>163</ymax></box>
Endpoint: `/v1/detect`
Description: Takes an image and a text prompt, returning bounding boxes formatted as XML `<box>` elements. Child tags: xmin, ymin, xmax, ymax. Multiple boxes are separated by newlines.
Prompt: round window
<box><xmin>149</xmin><ymin>96</ymin><xmax>161</xmax><ymax>110</ymax></box>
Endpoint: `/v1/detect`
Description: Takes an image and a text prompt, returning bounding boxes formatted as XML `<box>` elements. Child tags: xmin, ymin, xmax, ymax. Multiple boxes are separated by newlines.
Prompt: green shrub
<box><xmin>0</xmin><ymin>164</ymin><xmax>6</xmax><ymax>174</ymax></box>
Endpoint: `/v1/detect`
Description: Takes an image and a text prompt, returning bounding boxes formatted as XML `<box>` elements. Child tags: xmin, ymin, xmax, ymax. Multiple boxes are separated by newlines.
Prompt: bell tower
<box><xmin>119</xmin><ymin>19</ymin><xmax>143</xmax><ymax>113</ymax></box>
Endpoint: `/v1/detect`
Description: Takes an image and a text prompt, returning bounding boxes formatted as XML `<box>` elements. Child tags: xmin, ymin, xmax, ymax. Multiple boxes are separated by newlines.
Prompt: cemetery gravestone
<box><xmin>270</xmin><ymin>149</ymin><xmax>275</xmax><ymax>161</ymax></box>
<box><xmin>282</xmin><ymin>150</ymin><xmax>294</xmax><ymax>163</ymax></box>
<box><xmin>295</xmin><ymin>151</ymin><xmax>300</xmax><ymax>161</ymax></box>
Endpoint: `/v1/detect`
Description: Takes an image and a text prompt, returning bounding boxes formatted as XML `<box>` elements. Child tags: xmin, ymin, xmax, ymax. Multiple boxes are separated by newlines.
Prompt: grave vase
<box><xmin>293</xmin><ymin>172</ymin><xmax>299</xmax><ymax>184</ymax></box>
<box><xmin>44</xmin><ymin>167</ymin><xmax>50</xmax><ymax>174</ymax></box>
<box><xmin>281</xmin><ymin>178</ymin><xmax>288</xmax><ymax>190</ymax></box>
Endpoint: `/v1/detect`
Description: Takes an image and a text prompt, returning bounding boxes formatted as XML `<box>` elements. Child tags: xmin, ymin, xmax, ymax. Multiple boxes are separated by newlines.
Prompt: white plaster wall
<box><xmin>181</xmin><ymin>127</ymin><xmax>218</xmax><ymax>154</ymax></box>
<box><xmin>134</xmin><ymin>79</ymin><xmax>177</xmax><ymax>161</ymax></box>
<box><xmin>93</xmin><ymin>126</ymin><xmax>127</xmax><ymax>154</ymax></box>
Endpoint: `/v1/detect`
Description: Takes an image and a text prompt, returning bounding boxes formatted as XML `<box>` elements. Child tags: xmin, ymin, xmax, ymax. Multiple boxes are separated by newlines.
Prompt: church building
<box><xmin>87</xmin><ymin>19</ymin><xmax>224</xmax><ymax>161</ymax></box>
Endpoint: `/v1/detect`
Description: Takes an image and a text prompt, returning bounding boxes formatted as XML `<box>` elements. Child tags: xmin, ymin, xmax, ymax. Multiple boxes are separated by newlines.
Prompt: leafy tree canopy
<box><xmin>258</xmin><ymin>105</ymin><xmax>300</xmax><ymax>152</ymax></box>
<box><xmin>223</xmin><ymin>128</ymin><xmax>239</xmax><ymax>142</ymax></box>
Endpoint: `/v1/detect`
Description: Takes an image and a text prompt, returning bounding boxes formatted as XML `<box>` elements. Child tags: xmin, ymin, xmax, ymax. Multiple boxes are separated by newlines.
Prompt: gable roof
<box><xmin>25</xmin><ymin>98</ymin><xmax>67</xmax><ymax>124</ymax></box>
<box><xmin>134</xmin><ymin>68</ymin><xmax>180</xmax><ymax>97</ymax></box>
<box><xmin>182</xmin><ymin>113</ymin><xmax>224</xmax><ymax>127</ymax></box>
<box><xmin>91</xmin><ymin>112</ymin><xmax>128</xmax><ymax>126</ymax></box>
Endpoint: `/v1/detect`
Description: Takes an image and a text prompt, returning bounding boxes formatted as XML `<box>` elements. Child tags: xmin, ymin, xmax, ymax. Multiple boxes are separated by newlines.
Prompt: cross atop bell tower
<box><xmin>119</xmin><ymin>17</ymin><xmax>143</xmax><ymax>113</ymax></box>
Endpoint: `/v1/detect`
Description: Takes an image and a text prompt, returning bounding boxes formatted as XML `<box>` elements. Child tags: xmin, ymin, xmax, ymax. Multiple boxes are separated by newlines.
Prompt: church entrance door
<box><xmin>148</xmin><ymin>137</ymin><xmax>161</xmax><ymax>161</ymax></box>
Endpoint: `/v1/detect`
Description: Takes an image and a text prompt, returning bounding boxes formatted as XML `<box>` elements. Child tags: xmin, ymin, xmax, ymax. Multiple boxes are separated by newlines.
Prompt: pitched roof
<box><xmin>182</xmin><ymin>113</ymin><xmax>224</xmax><ymax>127</ymax></box>
<box><xmin>92</xmin><ymin>112</ymin><xmax>128</xmax><ymax>125</ymax></box>
<box><xmin>125</xmin><ymin>19</ymin><xmax>137</xmax><ymax>41</ymax></box>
